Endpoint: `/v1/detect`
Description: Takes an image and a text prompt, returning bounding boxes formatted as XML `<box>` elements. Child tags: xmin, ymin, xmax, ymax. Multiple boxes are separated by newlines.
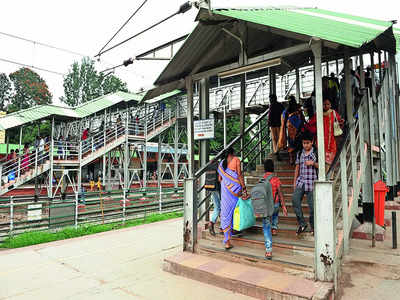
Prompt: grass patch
<box><xmin>1</xmin><ymin>211</ymin><xmax>183</xmax><ymax>249</ymax></box>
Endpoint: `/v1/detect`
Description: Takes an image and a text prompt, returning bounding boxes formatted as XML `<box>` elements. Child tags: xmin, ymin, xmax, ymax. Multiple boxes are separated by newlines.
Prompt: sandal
<box><xmin>225</xmin><ymin>245</ymin><xmax>234</xmax><ymax>250</ymax></box>
<box><xmin>265</xmin><ymin>251</ymin><xmax>272</xmax><ymax>260</ymax></box>
<box><xmin>271</xmin><ymin>229</ymin><xmax>277</xmax><ymax>236</ymax></box>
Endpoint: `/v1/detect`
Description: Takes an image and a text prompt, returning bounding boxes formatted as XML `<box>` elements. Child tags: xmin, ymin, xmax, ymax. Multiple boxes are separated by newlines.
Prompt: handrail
<box><xmin>194</xmin><ymin>106</ymin><xmax>270</xmax><ymax>179</ymax></box>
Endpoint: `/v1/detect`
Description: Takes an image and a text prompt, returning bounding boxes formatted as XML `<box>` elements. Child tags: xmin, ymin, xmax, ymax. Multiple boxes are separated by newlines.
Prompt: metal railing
<box><xmin>183</xmin><ymin>107</ymin><xmax>271</xmax><ymax>250</ymax></box>
<box><xmin>326</xmin><ymin>67</ymin><xmax>387</xmax><ymax>287</ymax></box>
<box><xmin>0</xmin><ymin>142</ymin><xmax>51</xmax><ymax>190</ymax></box>
<box><xmin>0</xmin><ymin>186</ymin><xmax>184</xmax><ymax>241</ymax></box>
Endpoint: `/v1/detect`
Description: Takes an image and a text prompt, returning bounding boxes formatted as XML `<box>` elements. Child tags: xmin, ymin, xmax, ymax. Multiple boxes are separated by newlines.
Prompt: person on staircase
<box><xmin>322</xmin><ymin>98</ymin><xmax>344</xmax><ymax>172</ymax></box>
<box><xmin>21</xmin><ymin>144</ymin><xmax>30</xmax><ymax>175</ymax></box>
<box><xmin>261</xmin><ymin>159</ymin><xmax>288</xmax><ymax>259</ymax></box>
<box><xmin>292</xmin><ymin>132</ymin><xmax>318</xmax><ymax>236</ymax></box>
<box><xmin>217</xmin><ymin>147</ymin><xmax>248</xmax><ymax>250</ymax></box>
<box><xmin>278</xmin><ymin>96</ymin><xmax>304</xmax><ymax>165</ymax></box>
<box><xmin>268</xmin><ymin>94</ymin><xmax>285</xmax><ymax>161</ymax></box>
<box><xmin>206</xmin><ymin>160</ymin><xmax>223</xmax><ymax>236</ymax></box>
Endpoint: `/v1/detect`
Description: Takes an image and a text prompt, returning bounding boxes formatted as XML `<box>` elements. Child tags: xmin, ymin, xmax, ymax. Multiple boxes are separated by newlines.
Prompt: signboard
<box><xmin>0</xmin><ymin>111</ymin><xmax>5</xmax><ymax>144</ymax></box>
<box><xmin>28</xmin><ymin>204</ymin><xmax>42</xmax><ymax>221</ymax></box>
<box><xmin>194</xmin><ymin>119</ymin><xmax>214</xmax><ymax>140</ymax></box>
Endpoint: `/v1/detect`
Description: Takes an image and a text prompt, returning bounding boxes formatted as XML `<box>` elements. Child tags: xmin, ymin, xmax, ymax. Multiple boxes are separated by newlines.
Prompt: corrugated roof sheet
<box><xmin>152</xmin><ymin>7</ymin><xmax>396</xmax><ymax>92</ymax></box>
<box><xmin>75</xmin><ymin>91</ymin><xmax>142</xmax><ymax>117</ymax></box>
<box><xmin>0</xmin><ymin>90</ymin><xmax>181</xmax><ymax>130</ymax></box>
<box><xmin>214</xmin><ymin>8</ymin><xmax>393</xmax><ymax>49</ymax></box>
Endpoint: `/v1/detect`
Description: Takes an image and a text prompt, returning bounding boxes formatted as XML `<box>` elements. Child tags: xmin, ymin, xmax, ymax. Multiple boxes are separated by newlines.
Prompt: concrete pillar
<box><xmin>183</xmin><ymin>75</ymin><xmax>197</xmax><ymax>252</ymax></box>
<box><xmin>312</xmin><ymin>39</ymin><xmax>335</xmax><ymax>282</ymax></box>
<box><xmin>314</xmin><ymin>181</ymin><xmax>335</xmax><ymax>281</ymax></box>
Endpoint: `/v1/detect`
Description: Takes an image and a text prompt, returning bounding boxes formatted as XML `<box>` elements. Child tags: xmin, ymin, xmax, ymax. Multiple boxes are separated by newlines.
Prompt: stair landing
<box><xmin>164</xmin><ymin>252</ymin><xmax>333</xmax><ymax>300</ymax></box>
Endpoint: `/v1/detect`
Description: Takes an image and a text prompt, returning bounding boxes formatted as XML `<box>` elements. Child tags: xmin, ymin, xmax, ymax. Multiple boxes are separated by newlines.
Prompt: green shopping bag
<box><xmin>233</xmin><ymin>198</ymin><xmax>256</xmax><ymax>231</ymax></box>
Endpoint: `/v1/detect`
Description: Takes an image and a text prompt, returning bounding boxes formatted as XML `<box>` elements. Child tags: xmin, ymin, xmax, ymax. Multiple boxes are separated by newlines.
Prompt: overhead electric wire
<box><xmin>0</xmin><ymin>57</ymin><xmax>65</xmax><ymax>76</ymax></box>
<box><xmin>96</xmin><ymin>0</ymin><xmax>148</xmax><ymax>56</ymax></box>
<box><xmin>99</xmin><ymin>33</ymin><xmax>188</xmax><ymax>73</ymax></box>
<box><xmin>95</xmin><ymin>1</ymin><xmax>192</xmax><ymax>57</ymax></box>
<box><xmin>0</xmin><ymin>31</ymin><xmax>86</xmax><ymax>57</ymax></box>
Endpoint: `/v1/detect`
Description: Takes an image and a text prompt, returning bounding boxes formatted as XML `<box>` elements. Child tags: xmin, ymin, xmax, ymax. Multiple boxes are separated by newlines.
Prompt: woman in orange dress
<box><xmin>323</xmin><ymin>99</ymin><xmax>343</xmax><ymax>169</ymax></box>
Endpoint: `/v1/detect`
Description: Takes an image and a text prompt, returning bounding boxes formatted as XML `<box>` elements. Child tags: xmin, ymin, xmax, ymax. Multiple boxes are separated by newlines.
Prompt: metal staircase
<box><xmin>0</xmin><ymin>106</ymin><xmax>178</xmax><ymax>196</ymax></box>
<box><xmin>0</xmin><ymin>142</ymin><xmax>51</xmax><ymax>195</ymax></box>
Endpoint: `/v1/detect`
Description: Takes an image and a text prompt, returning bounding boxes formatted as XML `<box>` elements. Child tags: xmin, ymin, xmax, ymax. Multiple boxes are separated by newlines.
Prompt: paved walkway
<box><xmin>0</xmin><ymin>219</ymin><xmax>252</xmax><ymax>300</ymax></box>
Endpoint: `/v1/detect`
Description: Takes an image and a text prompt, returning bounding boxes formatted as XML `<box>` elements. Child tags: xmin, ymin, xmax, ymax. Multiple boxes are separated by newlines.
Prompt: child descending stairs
<box><xmin>196</xmin><ymin>150</ymin><xmax>316</xmax><ymax>277</ymax></box>
<box><xmin>164</xmin><ymin>150</ymin><xmax>334</xmax><ymax>299</ymax></box>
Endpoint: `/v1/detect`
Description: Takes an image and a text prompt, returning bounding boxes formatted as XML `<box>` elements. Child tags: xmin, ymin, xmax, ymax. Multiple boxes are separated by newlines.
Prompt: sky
<box><xmin>0</xmin><ymin>0</ymin><xmax>399</xmax><ymax>106</ymax></box>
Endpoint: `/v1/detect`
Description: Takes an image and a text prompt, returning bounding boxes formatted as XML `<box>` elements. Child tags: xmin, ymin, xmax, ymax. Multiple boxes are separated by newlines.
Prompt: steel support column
<box><xmin>312</xmin><ymin>40</ymin><xmax>326</xmax><ymax>178</ymax></box>
<box><xmin>295</xmin><ymin>68</ymin><xmax>301</xmax><ymax>100</ymax></box>
<box><xmin>49</xmin><ymin>117</ymin><xmax>54</xmax><ymax>198</ymax></box>
<box><xmin>360</xmin><ymin>55</ymin><xmax>374</xmax><ymax>207</ymax></box>
<box><xmin>199</xmin><ymin>77</ymin><xmax>210</xmax><ymax>219</ymax></box>
<box><xmin>174</xmin><ymin>102</ymin><xmax>179</xmax><ymax>188</ymax></box>
<box><xmin>143</xmin><ymin>104</ymin><xmax>148</xmax><ymax>188</ymax></box>
<box><xmin>124</xmin><ymin>111</ymin><xmax>129</xmax><ymax>191</ymax></box>
<box><xmin>385</xmin><ymin>52</ymin><xmax>394</xmax><ymax>199</ymax></box>
<box><xmin>240</xmin><ymin>74</ymin><xmax>246</xmax><ymax>161</ymax></box>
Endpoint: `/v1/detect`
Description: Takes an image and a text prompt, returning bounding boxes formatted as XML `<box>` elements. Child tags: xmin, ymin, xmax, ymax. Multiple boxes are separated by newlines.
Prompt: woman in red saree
<box><xmin>323</xmin><ymin>99</ymin><xmax>343</xmax><ymax>168</ymax></box>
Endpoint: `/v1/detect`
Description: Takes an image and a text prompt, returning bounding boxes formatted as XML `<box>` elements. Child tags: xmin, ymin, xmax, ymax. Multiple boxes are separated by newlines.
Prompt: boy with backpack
<box><xmin>292</xmin><ymin>132</ymin><xmax>318</xmax><ymax>236</ymax></box>
<box><xmin>251</xmin><ymin>159</ymin><xmax>287</xmax><ymax>260</ymax></box>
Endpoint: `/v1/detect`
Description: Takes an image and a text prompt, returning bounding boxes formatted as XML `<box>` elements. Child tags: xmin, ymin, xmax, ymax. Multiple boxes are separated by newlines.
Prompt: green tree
<box><xmin>0</xmin><ymin>73</ymin><xmax>11</xmax><ymax>111</ymax></box>
<box><xmin>101</xmin><ymin>73</ymin><xmax>128</xmax><ymax>95</ymax></box>
<box><xmin>61</xmin><ymin>57</ymin><xmax>129</xmax><ymax>107</ymax></box>
<box><xmin>8</xmin><ymin>68</ymin><xmax>52</xmax><ymax>111</ymax></box>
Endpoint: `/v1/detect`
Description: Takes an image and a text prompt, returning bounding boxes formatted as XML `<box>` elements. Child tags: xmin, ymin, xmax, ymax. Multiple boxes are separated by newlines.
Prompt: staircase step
<box><xmin>202</xmin><ymin>230</ymin><xmax>314</xmax><ymax>254</ymax></box>
<box><xmin>197</xmin><ymin>239</ymin><xmax>315</xmax><ymax>279</ymax></box>
<box><xmin>164</xmin><ymin>252</ymin><xmax>333</xmax><ymax>300</ymax></box>
<box><xmin>250</xmin><ymin>223</ymin><xmax>315</xmax><ymax>240</ymax></box>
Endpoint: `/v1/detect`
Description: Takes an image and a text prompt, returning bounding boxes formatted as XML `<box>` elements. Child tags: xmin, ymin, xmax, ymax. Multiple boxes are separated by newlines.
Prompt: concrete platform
<box><xmin>0</xmin><ymin>218</ymin><xmax>254</xmax><ymax>300</ymax></box>
<box><xmin>164</xmin><ymin>252</ymin><xmax>333</xmax><ymax>300</ymax></box>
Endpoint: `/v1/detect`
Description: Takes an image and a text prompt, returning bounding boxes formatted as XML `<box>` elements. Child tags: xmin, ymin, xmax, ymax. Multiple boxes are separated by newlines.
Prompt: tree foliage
<box><xmin>0</xmin><ymin>73</ymin><xmax>11</xmax><ymax>111</ymax></box>
<box><xmin>8</xmin><ymin>68</ymin><xmax>52</xmax><ymax>111</ymax></box>
<box><xmin>61</xmin><ymin>57</ymin><xmax>128</xmax><ymax>107</ymax></box>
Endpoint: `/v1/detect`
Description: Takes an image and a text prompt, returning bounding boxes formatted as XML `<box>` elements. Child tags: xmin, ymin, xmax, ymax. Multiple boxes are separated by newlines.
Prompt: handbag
<box><xmin>332</xmin><ymin>111</ymin><xmax>343</xmax><ymax>136</ymax></box>
<box><xmin>233</xmin><ymin>198</ymin><xmax>256</xmax><ymax>231</ymax></box>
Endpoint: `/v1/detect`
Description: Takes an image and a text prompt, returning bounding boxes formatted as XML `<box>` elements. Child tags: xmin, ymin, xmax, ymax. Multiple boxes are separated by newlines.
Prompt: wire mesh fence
<box><xmin>0</xmin><ymin>186</ymin><xmax>184</xmax><ymax>241</ymax></box>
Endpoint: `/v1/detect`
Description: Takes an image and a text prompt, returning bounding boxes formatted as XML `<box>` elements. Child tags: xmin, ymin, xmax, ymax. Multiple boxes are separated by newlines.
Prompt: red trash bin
<box><xmin>374</xmin><ymin>180</ymin><xmax>388</xmax><ymax>226</ymax></box>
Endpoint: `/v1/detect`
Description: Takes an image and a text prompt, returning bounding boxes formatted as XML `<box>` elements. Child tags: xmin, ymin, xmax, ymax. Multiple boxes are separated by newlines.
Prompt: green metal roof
<box><xmin>75</xmin><ymin>91</ymin><xmax>142</xmax><ymax>118</ymax></box>
<box><xmin>214</xmin><ymin>7</ymin><xmax>394</xmax><ymax>50</ymax></box>
<box><xmin>0</xmin><ymin>90</ymin><xmax>181</xmax><ymax>130</ymax></box>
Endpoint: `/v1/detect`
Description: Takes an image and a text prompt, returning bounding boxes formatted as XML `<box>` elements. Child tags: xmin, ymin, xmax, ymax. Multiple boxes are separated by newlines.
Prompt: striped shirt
<box><xmin>295</xmin><ymin>148</ymin><xmax>317</xmax><ymax>192</ymax></box>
